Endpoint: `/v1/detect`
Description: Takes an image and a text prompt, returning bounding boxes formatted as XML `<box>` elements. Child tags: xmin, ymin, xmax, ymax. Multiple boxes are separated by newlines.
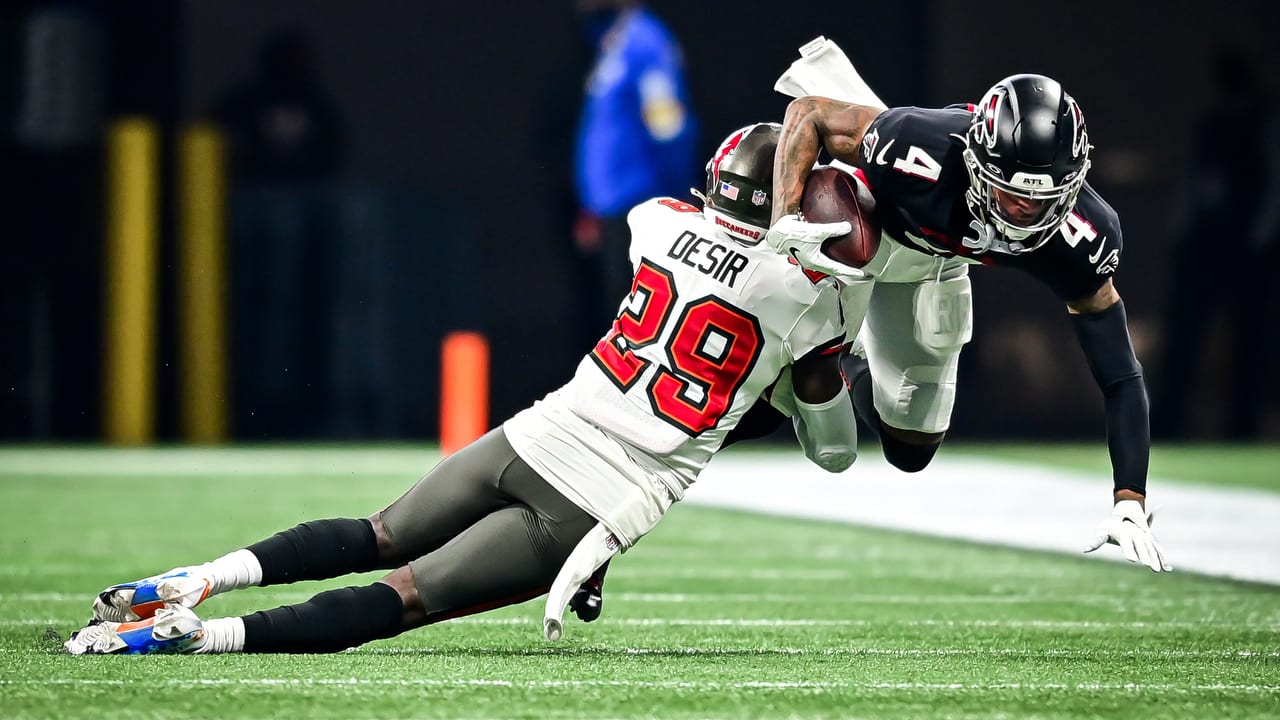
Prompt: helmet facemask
<box><xmin>962</xmin><ymin>76</ymin><xmax>1092</xmax><ymax>251</ymax></box>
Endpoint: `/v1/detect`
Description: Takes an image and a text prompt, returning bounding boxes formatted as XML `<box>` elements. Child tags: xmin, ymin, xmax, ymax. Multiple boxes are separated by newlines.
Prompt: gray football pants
<box><xmin>380</xmin><ymin>428</ymin><xmax>597</xmax><ymax>620</ymax></box>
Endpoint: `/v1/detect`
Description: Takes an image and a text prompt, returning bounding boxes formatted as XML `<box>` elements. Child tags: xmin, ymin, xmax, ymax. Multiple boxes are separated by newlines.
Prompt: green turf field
<box><xmin>946</xmin><ymin>443</ymin><xmax>1280</xmax><ymax>493</ymax></box>
<box><xmin>1</xmin><ymin>446</ymin><xmax>1277</xmax><ymax>719</ymax></box>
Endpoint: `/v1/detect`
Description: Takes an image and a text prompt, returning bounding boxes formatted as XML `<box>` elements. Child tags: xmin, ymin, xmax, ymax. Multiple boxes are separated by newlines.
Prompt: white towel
<box><xmin>543</xmin><ymin>522</ymin><xmax>622</xmax><ymax>641</ymax></box>
<box><xmin>773</xmin><ymin>36</ymin><xmax>888</xmax><ymax>110</ymax></box>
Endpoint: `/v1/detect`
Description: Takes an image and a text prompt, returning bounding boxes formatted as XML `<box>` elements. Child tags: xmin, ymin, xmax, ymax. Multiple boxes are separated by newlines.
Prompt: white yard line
<box><xmin>0</xmin><ymin>592</ymin><xmax>1246</xmax><ymax>607</ymax></box>
<box><xmin>366</xmin><ymin>646</ymin><xmax>1279</xmax><ymax>659</ymax></box>
<box><xmin>7</xmin><ymin>644</ymin><xmax>1276</xmax><ymax>659</ymax></box>
<box><xmin>688</xmin><ymin>452</ymin><xmax>1280</xmax><ymax>586</ymax></box>
<box><xmin>0</xmin><ymin>678</ymin><xmax>1275</xmax><ymax>693</ymax></box>
<box><xmin>4</xmin><ymin>617</ymin><xmax>1271</xmax><ymax>629</ymax></box>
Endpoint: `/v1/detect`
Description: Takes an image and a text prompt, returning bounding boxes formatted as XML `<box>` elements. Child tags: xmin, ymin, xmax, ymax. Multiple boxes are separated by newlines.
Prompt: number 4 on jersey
<box><xmin>1059</xmin><ymin>211</ymin><xmax>1097</xmax><ymax>248</ymax></box>
<box><xmin>892</xmin><ymin>146</ymin><xmax>942</xmax><ymax>182</ymax></box>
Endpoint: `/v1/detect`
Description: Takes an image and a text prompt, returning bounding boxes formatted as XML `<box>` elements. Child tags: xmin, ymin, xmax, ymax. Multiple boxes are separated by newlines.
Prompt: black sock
<box><xmin>848</xmin><ymin>365</ymin><xmax>880</xmax><ymax>437</ymax></box>
<box><xmin>246</xmin><ymin>518</ymin><xmax>379</xmax><ymax>586</ymax></box>
<box><xmin>241</xmin><ymin>582</ymin><xmax>404</xmax><ymax>653</ymax></box>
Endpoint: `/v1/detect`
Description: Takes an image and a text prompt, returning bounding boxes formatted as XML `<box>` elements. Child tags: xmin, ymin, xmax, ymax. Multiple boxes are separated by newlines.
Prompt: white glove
<box><xmin>1083</xmin><ymin>499</ymin><xmax>1172</xmax><ymax>572</ymax></box>
<box><xmin>765</xmin><ymin>214</ymin><xmax>865</xmax><ymax>283</ymax></box>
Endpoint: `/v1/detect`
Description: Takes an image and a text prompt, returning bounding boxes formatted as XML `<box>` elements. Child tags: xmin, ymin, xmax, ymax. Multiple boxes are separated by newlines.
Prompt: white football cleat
<box><xmin>93</xmin><ymin>569</ymin><xmax>211</xmax><ymax>623</ymax></box>
<box><xmin>65</xmin><ymin>604</ymin><xmax>205</xmax><ymax>655</ymax></box>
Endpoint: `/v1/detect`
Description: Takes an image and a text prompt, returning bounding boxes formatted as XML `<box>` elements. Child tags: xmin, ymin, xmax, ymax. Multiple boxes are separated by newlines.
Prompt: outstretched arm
<box><xmin>772</xmin><ymin>96</ymin><xmax>883</xmax><ymax>223</ymax></box>
<box><xmin>1067</xmin><ymin>279</ymin><xmax>1170</xmax><ymax>572</ymax></box>
<box><xmin>1065</xmin><ymin>279</ymin><xmax>1149</xmax><ymax>504</ymax></box>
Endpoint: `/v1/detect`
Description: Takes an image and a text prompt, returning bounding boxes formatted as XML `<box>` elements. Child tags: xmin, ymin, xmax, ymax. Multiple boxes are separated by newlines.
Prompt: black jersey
<box><xmin>854</xmin><ymin>105</ymin><xmax>1123</xmax><ymax>302</ymax></box>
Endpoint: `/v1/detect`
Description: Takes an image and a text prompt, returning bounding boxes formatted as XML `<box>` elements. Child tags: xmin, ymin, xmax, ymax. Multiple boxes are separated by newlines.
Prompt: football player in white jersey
<box><xmin>64</xmin><ymin>123</ymin><xmax>860</xmax><ymax>656</ymax></box>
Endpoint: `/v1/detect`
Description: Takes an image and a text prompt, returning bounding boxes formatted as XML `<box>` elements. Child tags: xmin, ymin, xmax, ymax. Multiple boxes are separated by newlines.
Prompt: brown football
<box><xmin>801</xmin><ymin>166</ymin><xmax>880</xmax><ymax>268</ymax></box>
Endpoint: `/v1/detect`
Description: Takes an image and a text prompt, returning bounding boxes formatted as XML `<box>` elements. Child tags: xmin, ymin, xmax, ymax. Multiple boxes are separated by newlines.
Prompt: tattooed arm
<box><xmin>772</xmin><ymin>97</ymin><xmax>885</xmax><ymax>223</ymax></box>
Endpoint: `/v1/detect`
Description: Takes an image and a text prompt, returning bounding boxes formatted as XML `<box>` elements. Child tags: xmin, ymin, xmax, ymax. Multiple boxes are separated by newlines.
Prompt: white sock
<box><xmin>189</xmin><ymin>549</ymin><xmax>263</xmax><ymax>596</ymax></box>
<box><xmin>194</xmin><ymin>617</ymin><xmax>245</xmax><ymax>654</ymax></box>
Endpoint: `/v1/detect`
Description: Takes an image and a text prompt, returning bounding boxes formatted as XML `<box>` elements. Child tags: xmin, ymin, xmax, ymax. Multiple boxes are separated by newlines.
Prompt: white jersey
<box><xmin>504</xmin><ymin>197</ymin><xmax>844</xmax><ymax>544</ymax></box>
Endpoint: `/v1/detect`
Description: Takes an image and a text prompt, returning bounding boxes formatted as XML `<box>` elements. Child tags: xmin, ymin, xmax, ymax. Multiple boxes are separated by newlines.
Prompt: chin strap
<box><xmin>961</xmin><ymin>219</ymin><xmax>1048</xmax><ymax>255</ymax></box>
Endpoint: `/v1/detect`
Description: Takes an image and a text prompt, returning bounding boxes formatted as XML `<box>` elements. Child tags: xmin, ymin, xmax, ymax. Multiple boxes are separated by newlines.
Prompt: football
<box><xmin>801</xmin><ymin>166</ymin><xmax>880</xmax><ymax>267</ymax></box>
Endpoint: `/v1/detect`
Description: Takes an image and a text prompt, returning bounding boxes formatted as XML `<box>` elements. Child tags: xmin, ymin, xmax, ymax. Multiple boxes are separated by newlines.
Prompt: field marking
<box><xmin>7</xmin><ymin>642</ymin><xmax>1272</xmax><ymax>660</ymax></box>
<box><xmin>0</xmin><ymin>564</ymin><xmax>1196</xmax><ymax>583</ymax></box>
<box><xmin>0</xmin><ymin>567</ymin><xmax>857</xmax><ymax>580</ymax></box>
<box><xmin>0</xmin><ymin>678</ymin><xmax>1276</xmax><ymax>694</ymax></box>
<box><xmin>10</xmin><ymin>616</ymin><xmax>1273</xmax><ymax>630</ymax></box>
<box><xmin>0</xmin><ymin>591</ymin><xmax>1251</xmax><ymax>608</ymax></box>
<box><xmin>362</xmin><ymin>646</ymin><xmax>1280</xmax><ymax>660</ymax></box>
<box><xmin>688</xmin><ymin>452</ymin><xmax>1280</xmax><ymax>586</ymax></box>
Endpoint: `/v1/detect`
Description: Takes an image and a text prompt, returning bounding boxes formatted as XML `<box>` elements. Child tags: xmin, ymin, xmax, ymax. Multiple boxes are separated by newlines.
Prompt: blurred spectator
<box><xmin>215</xmin><ymin>27</ymin><xmax>345</xmax><ymax>181</ymax></box>
<box><xmin>1</xmin><ymin>2</ymin><xmax>105</xmax><ymax>439</ymax></box>
<box><xmin>1153</xmin><ymin>48</ymin><xmax>1278</xmax><ymax>439</ymax></box>
<box><xmin>572</xmin><ymin>0</ymin><xmax>698</xmax><ymax>349</ymax></box>
<box><xmin>213</xmin><ymin>26</ymin><xmax>346</xmax><ymax>438</ymax></box>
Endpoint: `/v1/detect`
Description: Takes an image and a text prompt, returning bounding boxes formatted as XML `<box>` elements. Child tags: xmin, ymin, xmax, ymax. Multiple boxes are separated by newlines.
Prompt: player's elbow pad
<box><xmin>793</xmin><ymin>389</ymin><xmax>858</xmax><ymax>473</ymax></box>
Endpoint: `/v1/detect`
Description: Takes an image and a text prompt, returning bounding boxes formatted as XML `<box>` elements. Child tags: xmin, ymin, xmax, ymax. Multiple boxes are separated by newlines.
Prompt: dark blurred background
<box><xmin>2</xmin><ymin>0</ymin><xmax>1277</xmax><ymax>443</ymax></box>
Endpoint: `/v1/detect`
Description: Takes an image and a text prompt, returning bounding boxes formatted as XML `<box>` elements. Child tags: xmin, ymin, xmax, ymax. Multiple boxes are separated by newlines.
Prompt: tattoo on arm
<box><xmin>1066</xmin><ymin>278</ymin><xmax>1121</xmax><ymax>314</ymax></box>
<box><xmin>772</xmin><ymin>97</ymin><xmax>883</xmax><ymax>223</ymax></box>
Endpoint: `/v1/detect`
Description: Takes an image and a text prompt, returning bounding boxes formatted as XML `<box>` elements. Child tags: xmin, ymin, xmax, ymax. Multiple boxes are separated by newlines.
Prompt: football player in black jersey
<box><xmin>765</xmin><ymin>72</ymin><xmax>1170</xmax><ymax>573</ymax></box>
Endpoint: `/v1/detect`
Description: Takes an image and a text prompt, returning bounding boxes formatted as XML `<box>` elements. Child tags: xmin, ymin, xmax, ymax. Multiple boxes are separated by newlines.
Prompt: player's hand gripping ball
<box><xmin>801</xmin><ymin>167</ymin><xmax>881</xmax><ymax>267</ymax></box>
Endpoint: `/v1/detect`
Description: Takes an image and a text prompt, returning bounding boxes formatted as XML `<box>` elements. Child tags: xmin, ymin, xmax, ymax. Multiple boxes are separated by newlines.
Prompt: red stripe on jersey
<box><xmin>852</xmin><ymin>167</ymin><xmax>874</xmax><ymax>193</ymax></box>
<box><xmin>918</xmin><ymin>225</ymin><xmax>955</xmax><ymax>246</ymax></box>
<box><xmin>787</xmin><ymin>255</ymin><xmax>831</xmax><ymax>284</ymax></box>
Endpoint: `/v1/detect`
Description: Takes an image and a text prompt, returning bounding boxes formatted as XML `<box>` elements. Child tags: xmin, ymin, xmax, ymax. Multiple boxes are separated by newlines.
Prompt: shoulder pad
<box><xmin>627</xmin><ymin>197</ymin><xmax>705</xmax><ymax>262</ymax></box>
<box><xmin>628</xmin><ymin>197</ymin><xmax>701</xmax><ymax>229</ymax></box>
<box><xmin>858</xmin><ymin>106</ymin><xmax>970</xmax><ymax>179</ymax></box>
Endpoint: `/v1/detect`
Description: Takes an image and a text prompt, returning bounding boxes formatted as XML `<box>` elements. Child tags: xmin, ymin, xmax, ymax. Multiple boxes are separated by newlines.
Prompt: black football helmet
<box><xmin>962</xmin><ymin>74</ymin><xmax>1091</xmax><ymax>249</ymax></box>
<box><xmin>701</xmin><ymin>122</ymin><xmax>781</xmax><ymax>245</ymax></box>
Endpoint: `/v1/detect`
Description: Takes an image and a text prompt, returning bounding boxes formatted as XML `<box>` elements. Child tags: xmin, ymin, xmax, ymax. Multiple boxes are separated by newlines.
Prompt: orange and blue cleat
<box><xmin>92</xmin><ymin>569</ymin><xmax>211</xmax><ymax>623</ymax></box>
<box><xmin>65</xmin><ymin>604</ymin><xmax>206</xmax><ymax>655</ymax></box>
